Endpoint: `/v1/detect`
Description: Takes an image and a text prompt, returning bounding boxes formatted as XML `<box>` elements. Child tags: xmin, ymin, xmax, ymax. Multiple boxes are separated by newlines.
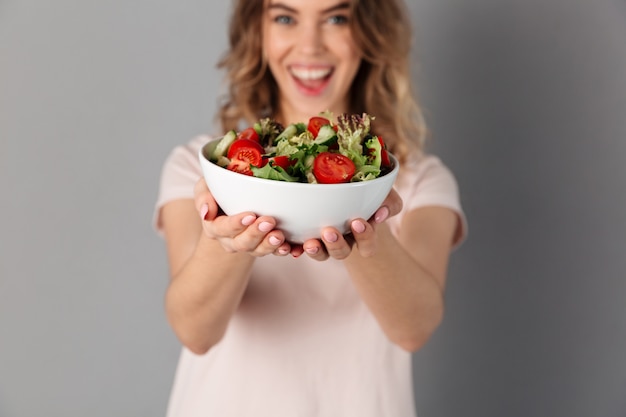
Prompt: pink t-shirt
<box><xmin>154</xmin><ymin>135</ymin><xmax>466</xmax><ymax>417</ymax></box>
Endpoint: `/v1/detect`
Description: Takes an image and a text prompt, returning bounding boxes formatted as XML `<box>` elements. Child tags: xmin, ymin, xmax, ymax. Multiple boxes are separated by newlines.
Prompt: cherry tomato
<box><xmin>307</xmin><ymin>116</ymin><xmax>331</xmax><ymax>137</ymax></box>
<box><xmin>226</xmin><ymin>159</ymin><xmax>253</xmax><ymax>176</ymax></box>
<box><xmin>237</xmin><ymin>127</ymin><xmax>260</xmax><ymax>143</ymax></box>
<box><xmin>378</xmin><ymin>137</ymin><xmax>391</xmax><ymax>167</ymax></box>
<box><xmin>227</xmin><ymin>139</ymin><xmax>264</xmax><ymax>167</ymax></box>
<box><xmin>312</xmin><ymin>152</ymin><xmax>356</xmax><ymax>184</ymax></box>
<box><xmin>265</xmin><ymin>155</ymin><xmax>292</xmax><ymax>170</ymax></box>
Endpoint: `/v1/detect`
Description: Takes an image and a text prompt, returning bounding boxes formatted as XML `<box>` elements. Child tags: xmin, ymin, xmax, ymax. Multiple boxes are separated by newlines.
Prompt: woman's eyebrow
<box><xmin>267</xmin><ymin>3</ymin><xmax>297</xmax><ymax>13</ymax></box>
<box><xmin>267</xmin><ymin>2</ymin><xmax>350</xmax><ymax>14</ymax></box>
<box><xmin>323</xmin><ymin>2</ymin><xmax>350</xmax><ymax>13</ymax></box>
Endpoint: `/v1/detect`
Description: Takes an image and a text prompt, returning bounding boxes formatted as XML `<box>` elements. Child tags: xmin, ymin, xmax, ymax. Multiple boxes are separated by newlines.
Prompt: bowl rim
<box><xmin>199</xmin><ymin>137</ymin><xmax>399</xmax><ymax>189</ymax></box>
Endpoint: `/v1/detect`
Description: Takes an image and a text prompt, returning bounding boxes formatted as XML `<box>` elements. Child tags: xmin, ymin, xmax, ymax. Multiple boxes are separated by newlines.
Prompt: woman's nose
<box><xmin>296</xmin><ymin>22</ymin><xmax>324</xmax><ymax>55</ymax></box>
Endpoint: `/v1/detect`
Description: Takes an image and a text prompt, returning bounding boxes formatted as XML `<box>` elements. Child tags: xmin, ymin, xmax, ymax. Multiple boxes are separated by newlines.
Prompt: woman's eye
<box><xmin>273</xmin><ymin>15</ymin><xmax>294</xmax><ymax>25</ymax></box>
<box><xmin>327</xmin><ymin>15</ymin><xmax>348</xmax><ymax>25</ymax></box>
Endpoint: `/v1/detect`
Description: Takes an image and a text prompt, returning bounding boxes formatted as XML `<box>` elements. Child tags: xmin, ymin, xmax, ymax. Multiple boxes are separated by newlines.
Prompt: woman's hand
<box><xmin>300</xmin><ymin>188</ymin><xmax>403</xmax><ymax>261</ymax></box>
<box><xmin>194</xmin><ymin>178</ymin><xmax>292</xmax><ymax>257</ymax></box>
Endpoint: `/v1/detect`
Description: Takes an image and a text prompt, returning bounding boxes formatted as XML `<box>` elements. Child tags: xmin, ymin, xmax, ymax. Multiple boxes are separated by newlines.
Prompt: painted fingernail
<box><xmin>259</xmin><ymin>221</ymin><xmax>273</xmax><ymax>232</ymax></box>
<box><xmin>241</xmin><ymin>215</ymin><xmax>256</xmax><ymax>226</ymax></box>
<box><xmin>305</xmin><ymin>247</ymin><xmax>319</xmax><ymax>255</ymax></box>
<box><xmin>352</xmin><ymin>220</ymin><xmax>366</xmax><ymax>233</ymax></box>
<box><xmin>323</xmin><ymin>231</ymin><xmax>338</xmax><ymax>242</ymax></box>
<box><xmin>200</xmin><ymin>204</ymin><xmax>209</xmax><ymax>220</ymax></box>
<box><xmin>269</xmin><ymin>236</ymin><xmax>282</xmax><ymax>246</ymax></box>
<box><xmin>375</xmin><ymin>206</ymin><xmax>390</xmax><ymax>223</ymax></box>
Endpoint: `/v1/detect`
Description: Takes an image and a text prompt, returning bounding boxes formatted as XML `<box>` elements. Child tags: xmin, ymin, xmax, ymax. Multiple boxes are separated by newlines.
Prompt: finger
<box><xmin>274</xmin><ymin>242</ymin><xmax>292</xmax><ymax>257</ymax></box>
<box><xmin>206</xmin><ymin>211</ymin><xmax>258</xmax><ymax>240</ymax></box>
<box><xmin>289</xmin><ymin>244</ymin><xmax>306</xmax><ymax>259</ymax></box>
<box><xmin>228</xmin><ymin>216</ymin><xmax>281</xmax><ymax>253</ymax></box>
<box><xmin>320</xmin><ymin>228</ymin><xmax>352</xmax><ymax>260</ymax></box>
<box><xmin>301</xmin><ymin>239</ymin><xmax>329</xmax><ymax>261</ymax></box>
<box><xmin>350</xmin><ymin>218</ymin><xmax>377</xmax><ymax>257</ymax></box>
<box><xmin>246</xmin><ymin>230</ymin><xmax>287</xmax><ymax>257</ymax></box>
<box><xmin>255</xmin><ymin>221</ymin><xmax>294</xmax><ymax>256</ymax></box>
<box><xmin>194</xmin><ymin>178</ymin><xmax>220</xmax><ymax>221</ymax></box>
<box><xmin>385</xmin><ymin>188</ymin><xmax>403</xmax><ymax>216</ymax></box>
<box><xmin>372</xmin><ymin>188</ymin><xmax>403</xmax><ymax>224</ymax></box>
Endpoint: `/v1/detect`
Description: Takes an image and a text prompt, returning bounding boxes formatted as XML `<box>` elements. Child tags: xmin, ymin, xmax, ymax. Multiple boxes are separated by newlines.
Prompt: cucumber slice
<box><xmin>313</xmin><ymin>124</ymin><xmax>338</xmax><ymax>146</ymax></box>
<box><xmin>212</xmin><ymin>130</ymin><xmax>237</xmax><ymax>160</ymax></box>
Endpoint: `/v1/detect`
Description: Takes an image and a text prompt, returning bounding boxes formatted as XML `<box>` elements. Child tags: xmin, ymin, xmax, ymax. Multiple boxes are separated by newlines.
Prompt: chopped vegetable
<box><xmin>236</xmin><ymin>127</ymin><xmax>260</xmax><ymax>143</ymax></box>
<box><xmin>312</xmin><ymin>152</ymin><xmax>356</xmax><ymax>184</ymax></box>
<box><xmin>225</xmin><ymin>139</ymin><xmax>264</xmax><ymax>176</ymax></box>
<box><xmin>210</xmin><ymin>113</ymin><xmax>393</xmax><ymax>183</ymax></box>
<box><xmin>212</xmin><ymin>130</ymin><xmax>237</xmax><ymax>159</ymax></box>
<box><xmin>307</xmin><ymin>116</ymin><xmax>333</xmax><ymax>137</ymax></box>
<box><xmin>253</xmin><ymin>118</ymin><xmax>283</xmax><ymax>147</ymax></box>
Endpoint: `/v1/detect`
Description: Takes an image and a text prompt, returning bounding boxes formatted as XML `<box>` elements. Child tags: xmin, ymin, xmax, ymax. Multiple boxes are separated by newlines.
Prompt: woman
<box><xmin>154</xmin><ymin>0</ymin><xmax>466</xmax><ymax>415</ymax></box>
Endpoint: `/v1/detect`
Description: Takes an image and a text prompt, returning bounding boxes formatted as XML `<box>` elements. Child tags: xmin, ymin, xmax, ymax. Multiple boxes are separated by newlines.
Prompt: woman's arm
<box><xmin>302</xmin><ymin>201</ymin><xmax>459</xmax><ymax>352</ymax></box>
<box><xmin>343</xmin><ymin>207</ymin><xmax>458</xmax><ymax>352</ymax></box>
<box><xmin>160</xmin><ymin>180</ymin><xmax>292</xmax><ymax>354</ymax></box>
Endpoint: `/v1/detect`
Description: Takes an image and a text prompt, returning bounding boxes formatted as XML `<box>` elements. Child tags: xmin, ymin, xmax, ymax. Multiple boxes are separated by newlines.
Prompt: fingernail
<box><xmin>200</xmin><ymin>204</ymin><xmax>209</xmax><ymax>220</ymax></box>
<box><xmin>269</xmin><ymin>236</ymin><xmax>281</xmax><ymax>246</ymax></box>
<box><xmin>375</xmin><ymin>206</ymin><xmax>390</xmax><ymax>223</ymax></box>
<box><xmin>241</xmin><ymin>215</ymin><xmax>256</xmax><ymax>226</ymax></box>
<box><xmin>352</xmin><ymin>220</ymin><xmax>366</xmax><ymax>234</ymax></box>
<box><xmin>305</xmin><ymin>247</ymin><xmax>319</xmax><ymax>255</ymax></box>
<box><xmin>278</xmin><ymin>247</ymin><xmax>289</xmax><ymax>255</ymax></box>
<box><xmin>259</xmin><ymin>221</ymin><xmax>273</xmax><ymax>232</ymax></box>
<box><xmin>323</xmin><ymin>231</ymin><xmax>338</xmax><ymax>242</ymax></box>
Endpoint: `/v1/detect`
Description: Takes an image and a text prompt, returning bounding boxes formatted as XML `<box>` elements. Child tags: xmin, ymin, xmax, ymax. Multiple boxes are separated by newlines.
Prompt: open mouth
<box><xmin>289</xmin><ymin>66</ymin><xmax>333</xmax><ymax>94</ymax></box>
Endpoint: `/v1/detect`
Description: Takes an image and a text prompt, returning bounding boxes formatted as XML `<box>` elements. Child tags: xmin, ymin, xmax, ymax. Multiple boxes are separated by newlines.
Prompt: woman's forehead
<box><xmin>264</xmin><ymin>0</ymin><xmax>353</xmax><ymax>11</ymax></box>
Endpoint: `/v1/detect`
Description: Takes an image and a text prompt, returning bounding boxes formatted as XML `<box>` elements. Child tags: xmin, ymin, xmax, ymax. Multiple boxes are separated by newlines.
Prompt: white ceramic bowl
<box><xmin>199</xmin><ymin>138</ymin><xmax>399</xmax><ymax>243</ymax></box>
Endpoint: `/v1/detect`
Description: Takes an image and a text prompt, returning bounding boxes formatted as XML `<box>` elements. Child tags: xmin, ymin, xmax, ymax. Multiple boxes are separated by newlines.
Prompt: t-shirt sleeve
<box><xmin>152</xmin><ymin>135</ymin><xmax>209</xmax><ymax>235</ymax></box>
<box><xmin>390</xmin><ymin>155</ymin><xmax>468</xmax><ymax>249</ymax></box>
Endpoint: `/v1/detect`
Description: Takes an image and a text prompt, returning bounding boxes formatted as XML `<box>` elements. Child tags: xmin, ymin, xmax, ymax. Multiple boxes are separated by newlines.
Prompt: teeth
<box><xmin>290</xmin><ymin>67</ymin><xmax>332</xmax><ymax>81</ymax></box>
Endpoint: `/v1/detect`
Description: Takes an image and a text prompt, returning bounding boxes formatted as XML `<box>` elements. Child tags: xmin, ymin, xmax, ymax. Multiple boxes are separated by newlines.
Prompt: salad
<box><xmin>210</xmin><ymin>112</ymin><xmax>393</xmax><ymax>184</ymax></box>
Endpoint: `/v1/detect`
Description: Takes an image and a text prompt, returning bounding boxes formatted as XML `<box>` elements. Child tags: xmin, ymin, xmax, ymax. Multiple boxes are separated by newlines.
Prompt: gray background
<box><xmin>1</xmin><ymin>1</ymin><xmax>624</xmax><ymax>416</ymax></box>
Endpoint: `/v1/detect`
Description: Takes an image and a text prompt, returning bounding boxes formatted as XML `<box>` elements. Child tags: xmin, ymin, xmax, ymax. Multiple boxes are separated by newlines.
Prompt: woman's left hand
<box><xmin>298</xmin><ymin>188</ymin><xmax>403</xmax><ymax>260</ymax></box>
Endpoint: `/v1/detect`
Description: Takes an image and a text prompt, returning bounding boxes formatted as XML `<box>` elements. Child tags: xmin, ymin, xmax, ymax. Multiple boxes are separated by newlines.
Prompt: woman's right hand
<box><xmin>193</xmin><ymin>178</ymin><xmax>292</xmax><ymax>257</ymax></box>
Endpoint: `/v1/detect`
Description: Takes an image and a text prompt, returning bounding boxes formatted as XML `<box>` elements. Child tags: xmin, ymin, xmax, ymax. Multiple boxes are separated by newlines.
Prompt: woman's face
<box><xmin>262</xmin><ymin>0</ymin><xmax>362</xmax><ymax>124</ymax></box>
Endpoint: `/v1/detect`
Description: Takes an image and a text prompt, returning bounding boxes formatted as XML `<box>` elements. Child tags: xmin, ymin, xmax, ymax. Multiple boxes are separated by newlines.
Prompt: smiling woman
<box><xmin>262</xmin><ymin>0</ymin><xmax>361</xmax><ymax>123</ymax></box>
<box><xmin>153</xmin><ymin>0</ymin><xmax>467</xmax><ymax>416</ymax></box>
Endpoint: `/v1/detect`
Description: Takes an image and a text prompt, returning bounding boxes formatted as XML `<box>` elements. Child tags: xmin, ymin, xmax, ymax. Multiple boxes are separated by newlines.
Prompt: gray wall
<box><xmin>1</xmin><ymin>1</ymin><xmax>624</xmax><ymax>417</ymax></box>
<box><xmin>409</xmin><ymin>1</ymin><xmax>626</xmax><ymax>416</ymax></box>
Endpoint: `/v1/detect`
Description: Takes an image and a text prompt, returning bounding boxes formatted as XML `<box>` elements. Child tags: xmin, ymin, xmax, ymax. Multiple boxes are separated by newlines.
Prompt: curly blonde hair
<box><xmin>216</xmin><ymin>0</ymin><xmax>427</xmax><ymax>162</ymax></box>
